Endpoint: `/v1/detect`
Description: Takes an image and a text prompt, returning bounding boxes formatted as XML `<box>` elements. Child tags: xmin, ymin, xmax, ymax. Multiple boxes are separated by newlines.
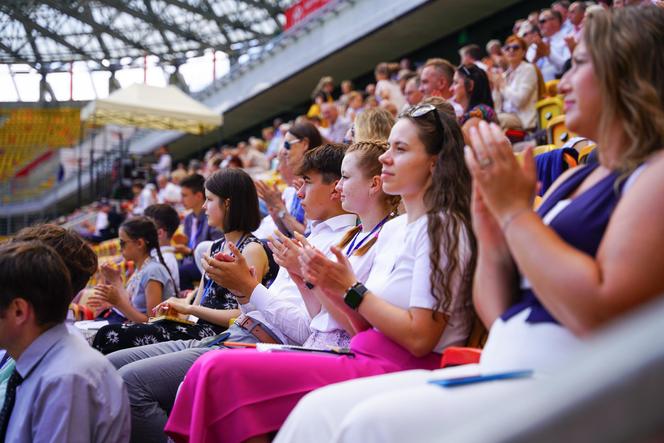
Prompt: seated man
<box><xmin>0</xmin><ymin>241</ymin><xmax>130</xmax><ymax>442</ymax></box>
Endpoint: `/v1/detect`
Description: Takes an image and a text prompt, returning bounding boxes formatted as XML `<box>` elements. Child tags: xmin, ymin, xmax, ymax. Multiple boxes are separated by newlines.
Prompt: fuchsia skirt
<box><xmin>164</xmin><ymin>329</ymin><xmax>440</xmax><ymax>443</ymax></box>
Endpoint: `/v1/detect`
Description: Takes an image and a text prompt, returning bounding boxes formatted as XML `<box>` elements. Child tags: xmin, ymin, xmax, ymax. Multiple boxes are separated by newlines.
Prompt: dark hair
<box><xmin>179</xmin><ymin>173</ymin><xmax>206</xmax><ymax>195</ymax></box>
<box><xmin>457</xmin><ymin>64</ymin><xmax>495</xmax><ymax>111</ymax></box>
<box><xmin>204</xmin><ymin>168</ymin><xmax>261</xmax><ymax>232</ymax></box>
<box><xmin>296</xmin><ymin>143</ymin><xmax>347</xmax><ymax>184</ymax></box>
<box><xmin>144</xmin><ymin>204</ymin><xmax>180</xmax><ymax>238</ymax></box>
<box><xmin>121</xmin><ymin>216</ymin><xmax>178</xmax><ymax>296</ymax></box>
<box><xmin>460</xmin><ymin>44</ymin><xmax>483</xmax><ymax>62</ymax></box>
<box><xmin>287</xmin><ymin>122</ymin><xmax>323</xmax><ymax>150</ymax></box>
<box><xmin>0</xmin><ymin>241</ymin><xmax>72</xmax><ymax>325</ymax></box>
<box><xmin>400</xmin><ymin>97</ymin><xmax>477</xmax><ymax>325</ymax></box>
<box><xmin>12</xmin><ymin>224</ymin><xmax>98</xmax><ymax>295</ymax></box>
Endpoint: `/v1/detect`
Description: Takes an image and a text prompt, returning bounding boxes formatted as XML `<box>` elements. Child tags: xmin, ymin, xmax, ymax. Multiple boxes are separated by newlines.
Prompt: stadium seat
<box><xmin>536</xmin><ymin>97</ymin><xmax>564</xmax><ymax>131</ymax></box>
<box><xmin>547</xmin><ymin>115</ymin><xmax>577</xmax><ymax>148</ymax></box>
<box><xmin>579</xmin><ymin>144</ymin><xmax>597</xmax><ymax>164</ymax></box>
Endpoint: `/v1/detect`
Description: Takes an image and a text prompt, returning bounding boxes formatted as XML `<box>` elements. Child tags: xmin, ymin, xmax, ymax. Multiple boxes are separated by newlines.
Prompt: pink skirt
<box><xmin>164</xmin><ymin>329</ymin><xmax>440</xmax><ymax>443</ymax></box>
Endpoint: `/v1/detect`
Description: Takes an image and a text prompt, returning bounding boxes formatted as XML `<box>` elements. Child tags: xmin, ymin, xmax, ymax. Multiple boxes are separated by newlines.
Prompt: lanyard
<box><xmin>345</xmin><ymin>215</ymin><xmax>389</xmax><ymax>257</ymax></box>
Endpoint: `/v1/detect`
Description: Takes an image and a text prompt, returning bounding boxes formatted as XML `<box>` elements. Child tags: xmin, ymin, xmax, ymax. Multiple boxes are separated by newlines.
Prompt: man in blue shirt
<box><xmin>0</xmin><ymin>241</ymin><xmax>130</xmax><ymax>442</ymax></box>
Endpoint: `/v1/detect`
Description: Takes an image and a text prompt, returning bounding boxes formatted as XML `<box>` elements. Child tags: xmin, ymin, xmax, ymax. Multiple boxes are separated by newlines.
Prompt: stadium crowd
<box><xmin>1</xmin><ymin>2</ymin><xmax>664</xmax><ymax>442</ymax></box>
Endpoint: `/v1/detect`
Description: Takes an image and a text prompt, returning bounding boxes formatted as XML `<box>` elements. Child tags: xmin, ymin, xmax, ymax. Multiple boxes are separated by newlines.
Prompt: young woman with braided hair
<box><xmin>90</xmin><ymin>216</ymin><xmax>178</xmax><ymax>353</ymax></box>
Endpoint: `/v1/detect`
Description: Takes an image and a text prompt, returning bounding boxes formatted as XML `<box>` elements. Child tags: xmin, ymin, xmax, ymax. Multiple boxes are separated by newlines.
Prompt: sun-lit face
<box><xmin>559</xmin><ymin>40</ymin><xmax>601</xmax><ymax>141</ymax></box>
<box><xmin>296</xmin><ymin>170</ymin><xmax>338</xmax><ymax>222</ymax></box>
<box><xmin>381</xmin><ymin>119</ymin><xmax>435</xmax><ymax>199</ymax></box>
<box><xmin>181</xmin><ymin>186</ymin><xmax>203</xmax><ymax>211</ymax></box>
<box><xmin>203</xmin><ymin>189</ymin><xmax>227</xmax><ymax>229</ymax></box>
<box><xmin>335</xmin><ymin>152</ymin><xmax>376</xmax><ymax>215</ymax></box>
<box><xmin>451</xmin><ymin>72</ymin><xmax>468</xmax><ymax>106</ymax></box>
<box><xmin>284</xmin><ymin>131</ymin><xmax>308</xmax><ymax>172</ymax></box>
<box><xmin>119</xmin><ymin>228</ymin><xmax>146</xmax><ymax>262</ymax></box>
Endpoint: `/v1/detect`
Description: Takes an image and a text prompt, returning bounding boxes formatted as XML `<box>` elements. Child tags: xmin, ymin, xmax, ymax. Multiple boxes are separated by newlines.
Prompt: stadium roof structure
<box><xmin>0</xmin><ymin>0</ymin><xmax>292</xmax><ymax>73</ymax></box>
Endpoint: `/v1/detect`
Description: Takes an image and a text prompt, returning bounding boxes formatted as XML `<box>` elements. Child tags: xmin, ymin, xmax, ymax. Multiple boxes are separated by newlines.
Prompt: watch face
<box><xmin>344</xmin><ymin>285</ymin><xmax>364</xmax><ymax>310</ymax></box>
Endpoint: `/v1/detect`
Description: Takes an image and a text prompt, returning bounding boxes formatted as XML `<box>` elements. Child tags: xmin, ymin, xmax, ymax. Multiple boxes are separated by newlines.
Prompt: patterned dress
<box><xmin>92</xmin><ymin>235</ymin><xmax>278</xmax><ymax>354</ymax></box>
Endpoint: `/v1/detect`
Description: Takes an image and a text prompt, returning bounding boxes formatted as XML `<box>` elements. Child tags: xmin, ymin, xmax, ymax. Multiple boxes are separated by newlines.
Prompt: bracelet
<box><xmin>501</xmin><ymin>208</ymin><xmax>531</xmax><ymax>233</ymax></box>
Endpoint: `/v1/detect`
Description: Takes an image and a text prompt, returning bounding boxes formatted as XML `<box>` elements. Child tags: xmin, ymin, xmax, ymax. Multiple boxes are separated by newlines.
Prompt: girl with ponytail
<box><xmin>91</xmin><ymin>216</ymin><xmax>178</xmax><ymax>353</ymax></box>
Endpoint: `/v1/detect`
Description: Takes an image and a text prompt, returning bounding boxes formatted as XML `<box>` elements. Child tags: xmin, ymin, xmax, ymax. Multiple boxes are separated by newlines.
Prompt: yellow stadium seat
<box><xmin>536</xmin><ymin>97</ymin><xmax>564</xmax><ymax>130</ymax></box>
<box><xmin>579</xmin><ymin>143</ymin><xmax>597</xmax><ymax>164</ymax></box>
<box><xmin>546</xmin><ymin>115</ymin><xmax>577</xmax><ymax>148</ymax></box>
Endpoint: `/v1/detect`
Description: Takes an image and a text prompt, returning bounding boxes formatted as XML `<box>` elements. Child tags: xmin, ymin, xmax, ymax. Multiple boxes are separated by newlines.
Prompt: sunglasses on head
<box><xmin>503</xmin><ymin>44</ymin><xmax>522</xmax><ymax>52</ymax></box>
<box><xmin>404</xmin><ymin>103</ymin><xmax>445</xmax><ymax>143</ymax></box>
<box><xmin>459</xmin><ymin>65</ymin><xmax>472</xmax><ymax>78</ymax></box>
<box><xmin>283</xmin><ymin>139</ymin><xmax>301</xmax><ymax>150</ymax></box>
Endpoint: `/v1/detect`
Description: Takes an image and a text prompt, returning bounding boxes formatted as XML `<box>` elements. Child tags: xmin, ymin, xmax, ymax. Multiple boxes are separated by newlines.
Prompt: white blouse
<box><xmin>366</xmin><ymin>213</ymin><xmax>472</xmax><ymax>353</ymax></box>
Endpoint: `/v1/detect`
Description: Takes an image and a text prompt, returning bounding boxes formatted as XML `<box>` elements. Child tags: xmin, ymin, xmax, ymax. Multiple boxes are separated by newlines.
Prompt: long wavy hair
<box><xmin>400</xmin><ymin>97</ymin><xmax>477</xmax><ymax>324</ymax></box>
<box><xmin>583</xmin><ymin>6</ymin><xmax>664</xmax><ymax>175</ymax></box>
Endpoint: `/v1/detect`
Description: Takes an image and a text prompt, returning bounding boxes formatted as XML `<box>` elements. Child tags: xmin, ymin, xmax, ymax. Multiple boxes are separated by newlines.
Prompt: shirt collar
<box><xmin>15</xmin><ymin>323</ymin><xmax>68</xmax><ymax>379</ymax></box>
<box><xmin>311</xmin><ymin>213</ymin><xmax>357</xmax><ymax>235</ymax></box>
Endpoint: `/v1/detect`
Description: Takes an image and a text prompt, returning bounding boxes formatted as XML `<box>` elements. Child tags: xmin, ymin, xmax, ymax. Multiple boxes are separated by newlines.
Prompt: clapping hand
<box><xmin>268</xmin><ymin>230</ymin><xmax>305</xmax><ymax>277</ymax></box>
<box><xmin>99</xmin><ymin>262</ymin><xmax>123</xmax><ymax>286</ymax></box>
<box><xmin>201</xmin><ymin>242</ymin><xmax>257</xmax><ymax>303</ymax></box>
<box><xmin>465</xmin><ymin>121</ymin><xmax>537</xmax><ymax>228</ymax></box>
<box><xmin>300</xmin><ymin>244</ymin><xmax>357</xmax><ymax>298</ymax></box>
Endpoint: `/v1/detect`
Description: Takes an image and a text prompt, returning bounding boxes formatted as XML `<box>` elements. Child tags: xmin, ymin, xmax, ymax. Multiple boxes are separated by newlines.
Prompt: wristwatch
<box><xmin>276</xmin><ymin>208</ymin><xmax>287</xmax><ymax>219</ymax></box>
<box><xmin>344</xmin><ymin>282</ymin><xmax>369</xmax><ymax>310</ymax></box>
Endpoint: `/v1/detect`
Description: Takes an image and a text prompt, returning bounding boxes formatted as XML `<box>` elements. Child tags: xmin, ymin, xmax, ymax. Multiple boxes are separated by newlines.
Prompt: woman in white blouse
<box><xmin>493</xmin><ymin>35</ymin><xmax>543</xmax><ymax>130</ymax></box>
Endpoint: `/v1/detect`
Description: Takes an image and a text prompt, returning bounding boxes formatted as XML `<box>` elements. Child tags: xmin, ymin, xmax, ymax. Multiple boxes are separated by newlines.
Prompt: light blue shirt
<box><xmin>7</xmin><ymin>323</ymin><xmax>130</xmax><ymax>443</ymax></box>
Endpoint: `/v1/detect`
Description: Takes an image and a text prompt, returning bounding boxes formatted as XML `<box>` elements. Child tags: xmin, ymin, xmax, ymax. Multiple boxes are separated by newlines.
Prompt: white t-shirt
<box><xmin>366</xmin><ymin>213</ymin><xmax>472</xmax><ymax>353</ymax></box>
<box><xmin>158</xmin><ymin>182</ymin><xmax>182</xmax><ymax>204</ymax></box>
<box><xmin>309</xmin><ymin>224</ymin><xmax>380</xmax><ymax>333</ymax></box>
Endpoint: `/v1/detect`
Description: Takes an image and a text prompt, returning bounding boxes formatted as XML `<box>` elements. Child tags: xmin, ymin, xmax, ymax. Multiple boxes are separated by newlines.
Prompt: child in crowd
<box><xmin>144</xmin><ymin>203</ymin><xmax>181</xmax><ymax>292</ymax></box>
<box><xmin>90</xmin><ymin>216</ymin><xmax>178</xmax><ymax>352</ymax></box>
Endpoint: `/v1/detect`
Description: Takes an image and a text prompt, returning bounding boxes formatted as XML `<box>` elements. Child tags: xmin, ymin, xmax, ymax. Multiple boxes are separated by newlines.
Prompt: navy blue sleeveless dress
<box><xmin>502</xmin><ymin>163</ymin><xmax>627</xmax><ymax>325</ymax></box>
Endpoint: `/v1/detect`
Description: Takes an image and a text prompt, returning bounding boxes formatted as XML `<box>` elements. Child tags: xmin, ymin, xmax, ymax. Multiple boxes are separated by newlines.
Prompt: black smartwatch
<box><xmin>344</xmin><ymin>282</ymin><xmax>369</xmax><ymax>310</ymax></box>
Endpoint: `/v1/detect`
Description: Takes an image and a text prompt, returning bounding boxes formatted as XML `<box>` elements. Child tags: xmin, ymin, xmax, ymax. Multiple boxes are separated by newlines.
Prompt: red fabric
<box><xmin>440</xmin><ymin>347</ymin><xmax>482</xmax><ymax>368</ymax></box>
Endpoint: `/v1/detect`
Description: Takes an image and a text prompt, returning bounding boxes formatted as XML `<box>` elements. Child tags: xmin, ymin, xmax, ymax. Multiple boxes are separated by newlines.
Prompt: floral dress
<box><xmin>92</xmin><ymin>235</ymin><xmax>278</xmax><ymax>354</ymax></box>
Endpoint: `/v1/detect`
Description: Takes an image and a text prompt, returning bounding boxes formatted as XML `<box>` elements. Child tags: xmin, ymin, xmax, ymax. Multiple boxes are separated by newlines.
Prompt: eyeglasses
<box><xmin>404</xmin><ymin>103</ymin><xmax>445</xmax><ymax>144</ymax></box>
<box><xmin>539</xmin><ymin>17</ymin><xmax>553</xmax><ymax>24</ymax></box>
<box><xmin>283</xmin><ymin>138</ymin><xmax>301</xmax><ymax>150</ymax></box>
<box><xmin>503</xmin><ymin>44</ymin><xmax>522</xmax><ymax>52</ymax></box>
<box><xmin>119</xmin><ymin>238</ymin><xmax>135</xmax><ymax>249</ymax></box>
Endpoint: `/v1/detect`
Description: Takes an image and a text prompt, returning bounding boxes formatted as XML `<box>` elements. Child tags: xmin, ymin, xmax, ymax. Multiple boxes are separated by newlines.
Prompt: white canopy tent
<box><xmin>81</xmin><ymin>83</ymin><xmax>223</xmax><ymax>135</ymax></box>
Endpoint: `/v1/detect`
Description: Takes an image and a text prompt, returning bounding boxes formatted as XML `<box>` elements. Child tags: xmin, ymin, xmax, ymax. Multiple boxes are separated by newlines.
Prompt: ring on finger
<box><xmin>479</xmin><ymin>157</ymin><xmax>493</xmax><ymax>168</ymax></box>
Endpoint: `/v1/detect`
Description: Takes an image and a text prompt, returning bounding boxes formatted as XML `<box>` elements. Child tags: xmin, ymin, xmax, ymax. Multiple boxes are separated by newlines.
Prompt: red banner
<box><xmin>284</xmin><ymin>0</ymin><xmax>331</xmax><ymax>30</ymax></box>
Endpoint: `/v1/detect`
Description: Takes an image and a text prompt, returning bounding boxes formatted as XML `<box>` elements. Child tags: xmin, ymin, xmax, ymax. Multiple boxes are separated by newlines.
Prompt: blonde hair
<box><xmin>336</xmin><ymin>140</ymin><xmax>400</xmax><ymax>256</ymax></box>
<box><xmin>584</xmin><ymin>6</ymin><xmax>664</xmax><ymax>173</ymax></box>
<box><xmin>354</xmin><ymin>108</ymin><xmax>395</xmax><ymax>142</ymax></box>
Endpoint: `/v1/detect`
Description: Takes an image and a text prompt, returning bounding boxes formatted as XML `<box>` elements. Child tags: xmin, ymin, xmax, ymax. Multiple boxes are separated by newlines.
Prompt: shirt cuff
<box><xmin>249</xmin><ymin>284</ymin><xmax>271</xmax><ymax>311</ymax></box>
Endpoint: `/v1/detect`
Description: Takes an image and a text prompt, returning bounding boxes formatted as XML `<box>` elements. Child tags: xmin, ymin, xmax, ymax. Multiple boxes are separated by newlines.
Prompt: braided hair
<box><xmin>120</xmin><ymin>216</ymin><xmax>178</xmax><ymax>297</ymax></box>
